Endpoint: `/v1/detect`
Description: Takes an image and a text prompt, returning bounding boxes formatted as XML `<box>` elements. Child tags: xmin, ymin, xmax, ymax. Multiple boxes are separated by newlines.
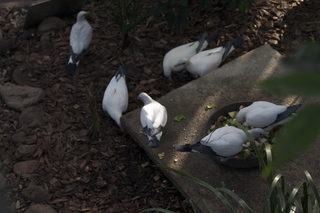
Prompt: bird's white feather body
<box><xmin>102</xmin><ymin>71</ymin><xmax>128</xmax><ymax>127</ymax></box>
<box><xmin>236</xmin><ymin>101</ymin><xmax>287</xmax><ymax>128</ymax></box>
<box><xmin>183</xmin><ymin>45</ymin><xmax>236</xmax><ymax>77</ymax></box>
<box><xmin>200</xmin><ymin>126</ymin><xmax>265</xmax><ymax>157</ymax></box>
<box><xmin>68</xmin><ymin>11</ymin><xmax>92</xmax><ymax>65</ymax></box>
<box><xmin>139</xmin><ymin>93</ymin><xmax>167</xmax><ymax>146</ymax></box>
<box><xmin>163</xmin><ymin>40</ymin><xmax>209</xmax><ymax>78</ymax></box>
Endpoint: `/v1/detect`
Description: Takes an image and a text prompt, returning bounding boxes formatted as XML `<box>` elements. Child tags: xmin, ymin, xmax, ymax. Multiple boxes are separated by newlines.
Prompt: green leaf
<box><xmin>231</xmin><ymin>121</ymin><xmax>266</xmax><ymax>168</ymax></box>
<box><xmin>262</xmin><ymin>174</ymin><xmax>283</xmax><ymax>213</ymax></box>
<box><xmin>159</xmin><ymin>166</ymin><xmax>235</xmax><ymax>212</ymax></box>
<box><xmin>189</xmin><ymin>199</ymin><xmax>199</xmax><ymax>213</ymax></box>
<box><xmin>173</xmin><ymin>114</ymin><xmax>186</xmax><ymax>122</ymax></box>
<box><xmin>216</xmin><ymin>188</ymin><xmax>253</xmax><ymax>213</ymax></box>
<box><xmin>301</xmin><ymin>182</ymin><xmax>309</xmax><ymax>213</ymax></box>
<box><xmin>238</xmin><ymin>0</ymin><xmax>246</xmax><ymax>12</ymax></box>
<box><xmin>206</xmin><ymin>104</ymin><xmax>215</xmax><ymax>109</ymax></box>
<box><xmin>258</xmin><ymin>72</ymin><xmax>320</xmax><ymax>96</ymax></box>
<box><xmin>285</xmin><ymin>181</ymin><xmax>305</xmax><ymax>211</ymax></box>
<box><xmin>263</xmin><ymin>105</ymin><xmax>320</xmax><ymax>176</ymax></box>
<box><xmin>304</xmin><ymin>170</ymin><xmax>320</xmax><ymax>207</ymax></box>
<box><xmin>282</xmin><ymin>42</ymin><xmax>320</xmax><ymax>71</ymax></box>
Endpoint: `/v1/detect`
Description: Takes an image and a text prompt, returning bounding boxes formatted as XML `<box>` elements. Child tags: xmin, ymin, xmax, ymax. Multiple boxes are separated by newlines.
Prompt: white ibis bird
<box><xmin>163</xmin><ymin>32</ymin><xmax>220</xmax><ymax>79</ymax></box>
<box><xmin>174</xmin><ymin>126</ymin><xmax>266</xmax><ymax>157</ymax></box>
<box><xmin>236</xmin><ymin>101</ymin><xmax>302</xmax><ymax>132</ymax></box>
<box><xmin>66</xmin><ymin>11</ymin><xmax>93</xmax><ymax>75</ymax></box>
<box><xmin>139</xmin><ymin>92</ymin><xmax>167</xmax><ymax>148</ymax></box>
<box><xmin>176</xmin><ymin>36</ymin><xmax>243</xmax><ymax>77</ymax></box>
<box><xmin>102</xmin><ymin>66</ymin><xmax>128</xmax><ymax>129</ymax></box>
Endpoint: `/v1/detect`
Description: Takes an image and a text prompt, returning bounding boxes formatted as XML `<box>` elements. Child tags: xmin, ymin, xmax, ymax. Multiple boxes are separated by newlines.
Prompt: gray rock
<box><xmin>19</xmin><ymin>106</ymin><xmax>42</xmax><ymax>128</ymax></box>
<box><xmin>25</xmin><ymin>204</ymin><xmax>57</xmax><ymax>213</ymax></box>
<box><xmin>13</xmin><ymin>160</ymin><xmax>39</xmax><ymax>178</ymax></box>
<box><xmin>11</xmin><ymin>131</ymin><xmax>27</xmax><ymax>144</ymax></box>
<box><xmin>15</xmin><ymin>145</ymin><xmax>37</xmax><ymax>158</ymax></box>
<box><xmin>37</xmin><ymin>16</ymin><xmax>67</xmax><ymax>32</ymax></box>
<box><xmin>0</xmin><ymin>83</ymin><xmax>45</xmax><ymax>111</ymax></box>
<box><xmin>21</xmin><ymin>185</ymin><xmax>49</xmax><ymax>203</ymax></box>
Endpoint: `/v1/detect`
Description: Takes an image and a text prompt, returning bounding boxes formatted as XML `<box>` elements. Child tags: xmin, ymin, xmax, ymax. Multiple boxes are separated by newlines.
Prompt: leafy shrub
<box><xmin>107</xmin><ymin>0</ymin><xmax>160</xmax><ymax>48</ymax></box>
<box><xmin>158</xmin><ymin>0</ymin><xmax>254</xmax><ymax>31</ymax></box>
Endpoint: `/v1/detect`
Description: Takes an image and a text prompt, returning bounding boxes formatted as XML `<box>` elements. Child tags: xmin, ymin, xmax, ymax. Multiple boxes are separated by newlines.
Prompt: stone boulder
<box><xmin>0</xmin><ymin>83</ymin><xmax>45</xmax><ymax>111</ymax></box>
<box><xmin>13</xmin><ymin>160</ymin><xmax>39</xmax><ymax>178</ymax></box>
<box><xmin>19</xmin><ymin>106</ymin><xmax>42</xmax><ymax>128</ymax></box>
<box><xmin>22</xmin><ymin>185</ymin><xmax>49</xmax><ymax>203</ymax></box>
<box><xmin>25</xmin><ymin>204</ymin><xmax>57</xmax><ymax>213</ymax></box>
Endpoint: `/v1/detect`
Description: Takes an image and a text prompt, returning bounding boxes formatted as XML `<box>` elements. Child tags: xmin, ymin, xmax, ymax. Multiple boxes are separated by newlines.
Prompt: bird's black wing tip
<box><xmin>148</xmin><ymin>139</ymin><xmax>160</xmax><ymax>148</ymax></box>
<box><xmin>232</xmin><ymin>36</ymin><xmax>244</xmax><ymax>48</ymax></box>
<box><xmin>206</xmin><ymin>32</ymin><xmax>220</xmax><ymax>43</ymax></box>
<box><xmin>173</xmin><ymin>144</ymin><xmax>193</xmax><ymax>152</ymax></box>
<box><xmin>66</xmin><ymin>63</ymin><xmax>77</xmax><ymax>75</ymax></box>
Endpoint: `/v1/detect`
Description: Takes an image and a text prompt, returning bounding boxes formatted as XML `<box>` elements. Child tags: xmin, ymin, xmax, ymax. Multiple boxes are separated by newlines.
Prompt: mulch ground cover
<box><xmin>0</xmin><ymin>0</ymin><xmax>319</xmax><ymax>212</ymax></box>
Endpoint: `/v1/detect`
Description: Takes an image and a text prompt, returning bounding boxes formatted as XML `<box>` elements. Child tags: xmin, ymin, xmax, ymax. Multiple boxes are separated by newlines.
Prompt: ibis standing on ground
<box><xmin>66</xmin><ymin>11</ymin><xmax>93</xmax><ymax>75</ymax></box>
<box><xmin>102</xmin><ymin>66</ymin><xmax>128</xmax><ymax>129</ymax></box>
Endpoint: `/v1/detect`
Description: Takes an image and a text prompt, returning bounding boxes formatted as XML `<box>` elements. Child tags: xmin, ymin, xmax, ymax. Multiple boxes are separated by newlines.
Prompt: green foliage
<box><xmin>259</xmin><ymin>43</ymin><xmax>320</xmax><ymax>96</ymax></box>
<box><xmin>173</xmin><ymin>113</ymin><xmax>186</xmax><ymax>122</ymax></box>
<box><xmin>259</xmin><ymin>42</ymin><xmax>320</xmax><ymax>177</ymax></box>
<box><xmin>157</xmin><ymin>0</ymin><xmax>189</xmax><ymax>31</ymax></box>
<box><xmin>140</xmin><ymin>160</ymin><xmax>320</xmax><ymax>213</ymax></box>
<box><xmin>259</xmin><ymin>72</ymin><xmax>320</xmax><ymax>96</ymax></box>
<box><xmin>86</xmin><ymin>87</ymin><xmax>100</xmax><ymax>134</ymax></box>
<box><xmin>262</xmin><ymin>105</ymin><xmax>320</xmax><ymax>176</ymax></box>
<box><xmin>158</xmin><ymin>0</ymin><xmax>252</xmax><ymax>31</ymax></box>
<box><xmin>108</xmin><ymin>0</ymin><xmax>160</xmax><ymax>48</ymax></box>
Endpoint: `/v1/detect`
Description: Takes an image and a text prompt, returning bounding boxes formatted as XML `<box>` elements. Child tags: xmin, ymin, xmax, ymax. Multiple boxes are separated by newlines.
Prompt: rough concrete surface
<box><xmin>121</xmin><ymin>44</ymin><xmax>320</xmax><ymax>212</ymax></box>
<box><xmin>0</xmin><ymin>0</ymin><xmax>43</xmax><ymax>8</ymax></box>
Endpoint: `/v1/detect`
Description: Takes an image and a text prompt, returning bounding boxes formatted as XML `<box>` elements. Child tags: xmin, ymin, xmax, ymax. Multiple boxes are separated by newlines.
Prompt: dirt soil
<box><xmin>0</xmin><ymin>0</ymin><xmax>319</xmax><ymax>212</ymax></box>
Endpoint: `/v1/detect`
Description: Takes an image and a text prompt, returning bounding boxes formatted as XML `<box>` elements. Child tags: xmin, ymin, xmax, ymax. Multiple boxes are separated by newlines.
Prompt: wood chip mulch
<box><xmin>0</xmin><ymin>0</ymin><xmax>319</xmax><ymax>212</ymax></box>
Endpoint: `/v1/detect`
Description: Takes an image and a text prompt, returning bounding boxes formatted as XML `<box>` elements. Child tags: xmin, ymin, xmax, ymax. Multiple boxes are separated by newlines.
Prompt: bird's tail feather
<box><xmin>274</xmin><ymin>104</ymin><xmax>302</xmax><ymax>124</ymax></box>
<box><xmin>174</xmin><ymin>143</ymin><xmax>217</xmax><ymax>156</ymax></box>
<box><xmin>221</xmin><ymin>36</ymin><xmax>243</xmax><ymax>62</ymax></box>
<box><xmin>230</xmin><ymin>36</ymin><xmax>244</xmax><ymax>49</ymax></box>
<box><xmin>69</xmin><ymin>45</ymin><xmax>86</xmax><ymax>64</ymax></box>
<box><xmin>66</xmin><ymin>63</ymin><xmax>78</xmax><ymax>75</ymax></box>
<box><xmin>195</xmin><ymin>32</ymin><xmax>207</xmax><ymax>53</ymax></box>
<box><xmin>206</xmin><ymin>32</ymin><xmax>220</xmax><ymax>44</ymax></box>
<box><xmin>75</xmin><ymin>48</ymin><xmax>87</xmax><ymax>62</ymax></box>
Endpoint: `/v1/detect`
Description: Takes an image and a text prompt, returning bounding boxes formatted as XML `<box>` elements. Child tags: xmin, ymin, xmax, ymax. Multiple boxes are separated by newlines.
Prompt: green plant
<box><xmin>258</xmin><ymin>42</ymin><xmax>320</xmax><ymax>176</ymax></box>
<box><xmin>141</xmin><ymin>123</ymin><xmax>320</xmax><ymax>212</ymax></box>
<box><xmin>157</xmin><ymin>0</ymin><xmax>253</xmax><ymax>31</ymax></box>
<box><xmin>86</xmin><ymin>86</ymin><xmax>100</xmax><ymax>135</ymax></box>
<box><xmin>108</xmin><ymin>0</ymin><xmax>160</xmax><ymax>49</ymax></box>
<box><xmin>158</xmin><ymin>0</ymin><xmax>189</xmax><ymax>31</ymax></box>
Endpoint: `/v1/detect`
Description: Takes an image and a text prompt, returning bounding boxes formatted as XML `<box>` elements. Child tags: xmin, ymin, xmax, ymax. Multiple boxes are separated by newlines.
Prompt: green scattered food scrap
<box><xmin>206</xmin><ymin>104</ymin><xmax>215</xmax><ymax>109</ymax></box>
<box><xmin>173</xmin><ymin>114</ymin><xmax>186</xmax><ymax>122</ymax></box>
